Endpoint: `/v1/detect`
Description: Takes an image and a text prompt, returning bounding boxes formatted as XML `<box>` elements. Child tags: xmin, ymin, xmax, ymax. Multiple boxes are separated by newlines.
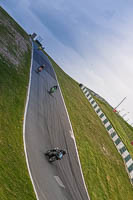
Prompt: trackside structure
<box><xmin>80</xmin><ymin>84</ymin><xmax>133</xmax><ymax>185</ymax></box>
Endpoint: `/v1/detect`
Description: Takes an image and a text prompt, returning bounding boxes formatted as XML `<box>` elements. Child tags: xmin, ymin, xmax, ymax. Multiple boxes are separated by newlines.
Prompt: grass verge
<box><xmin>0</xmin><ymin>7</ymin><xmax>35</xmax><ymax>200</ymax></box>
<box><xmin>0</xmin><ymin>54</ymin><xmax>36</xmax><ymax>200</ymax></box>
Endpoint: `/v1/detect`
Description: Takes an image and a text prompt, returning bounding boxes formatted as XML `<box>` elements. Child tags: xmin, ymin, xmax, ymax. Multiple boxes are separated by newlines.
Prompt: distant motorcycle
<box><xmin>35</xmin><ymin>64</ymin><xmax>45</xmax><ymax>74</ymax></box>
<box><xmin>45</xmin><ymin>148</ymin><xmax>66</xmax><ymax>163</ymax></box>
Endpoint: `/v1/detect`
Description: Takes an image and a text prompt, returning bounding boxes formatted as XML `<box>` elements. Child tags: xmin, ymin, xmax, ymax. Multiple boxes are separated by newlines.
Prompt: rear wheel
<box><xmin>49</xmin><ymin>156</ymin><xmax>56</xmax><ymax>162</ymax></box>
<box><xmin>45</xmin><ymin>150</ymin><xmax>51</xmax><ymax>156</ymax></box>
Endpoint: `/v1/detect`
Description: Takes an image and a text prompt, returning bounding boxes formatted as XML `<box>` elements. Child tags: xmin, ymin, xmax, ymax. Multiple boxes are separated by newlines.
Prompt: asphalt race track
<box><xmin>25</xmin><ymin>42</ymin><xmax>90</xmax><ymax>200</ymax></box>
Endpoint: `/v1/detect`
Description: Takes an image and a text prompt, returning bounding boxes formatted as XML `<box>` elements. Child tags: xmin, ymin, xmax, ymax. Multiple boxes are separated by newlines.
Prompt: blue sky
<box><xmin>1</xmin><ymin>0</ymin><xmax>133</xmax><ymax>124</ymax></box>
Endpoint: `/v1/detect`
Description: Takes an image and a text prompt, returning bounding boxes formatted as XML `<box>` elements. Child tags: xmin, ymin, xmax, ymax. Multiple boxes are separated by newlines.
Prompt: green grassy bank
<box><xmin>0</xmin><ymin>7</ymin><xmax>35</xmax><ymax>200</ymax></box>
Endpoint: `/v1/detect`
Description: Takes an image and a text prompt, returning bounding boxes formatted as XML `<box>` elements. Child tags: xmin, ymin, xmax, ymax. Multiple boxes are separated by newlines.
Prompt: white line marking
<box><xmin>54</xmin><ymin>176</ymin><xmax>65</xmax><ymax>188</ymax></box>
<box><xmin>69</xmin><ymin>130</ymin><xmax>75</xmax><ymax>140</ymax></box>
<box><xmin>23</xmin><ymin>42</ymin><xmax>46</xmax><ymax>200</ymax></box>
<box><xmin>51</xmin><ymin>63</ymin><xmax>90</xmax><ymax>200</ymax></box>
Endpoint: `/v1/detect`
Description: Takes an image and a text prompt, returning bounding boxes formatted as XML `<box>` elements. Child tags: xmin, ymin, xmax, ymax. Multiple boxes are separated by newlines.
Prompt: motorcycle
<box><xmin>45</xmin><ymin>149</ymin><xmax>63</xmax><ymax>163</ymax></box>
<box><xmin>35</xmin><ymin>64</ymin><xmax>45</xmax><ymax>74</ymax></box>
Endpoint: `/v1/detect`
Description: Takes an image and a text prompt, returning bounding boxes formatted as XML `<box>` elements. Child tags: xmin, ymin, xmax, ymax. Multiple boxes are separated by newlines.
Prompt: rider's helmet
<box><xmin>62</xmin><ymin>150</ymin><xmax>67</xmax><ymax>155</ymax></box>
<box><xmin>54</xmin><ymin>85</ymin><xmax>58</xmax><ymax>90</ymax></box>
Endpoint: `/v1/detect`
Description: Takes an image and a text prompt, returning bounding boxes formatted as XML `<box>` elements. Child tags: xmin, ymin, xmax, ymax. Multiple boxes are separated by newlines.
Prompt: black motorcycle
<box><xmin>45</xmin><ymin>149</ymin><xmax>64</xmax><ymax>163</ymax></box>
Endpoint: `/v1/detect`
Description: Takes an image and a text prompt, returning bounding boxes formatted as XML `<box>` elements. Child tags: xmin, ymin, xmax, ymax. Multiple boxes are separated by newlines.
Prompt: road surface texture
<box><xmin>25</xmin><ymin>42</ymin><xmax>90</xmax><ymax>200</ymax></box>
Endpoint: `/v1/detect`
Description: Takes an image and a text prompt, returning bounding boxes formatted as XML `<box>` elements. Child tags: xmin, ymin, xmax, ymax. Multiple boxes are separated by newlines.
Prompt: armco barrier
<box><xmin>81</xmin><ymin>84</ymin><xmax>133</xmax><ymax>185</ymax></box>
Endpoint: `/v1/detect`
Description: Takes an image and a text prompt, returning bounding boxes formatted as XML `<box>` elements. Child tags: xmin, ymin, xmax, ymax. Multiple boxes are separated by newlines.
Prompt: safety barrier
<box><xmin>81</xmin><ymin>84</ymin><xmax>133</xmax><ymax>185</ymax></box>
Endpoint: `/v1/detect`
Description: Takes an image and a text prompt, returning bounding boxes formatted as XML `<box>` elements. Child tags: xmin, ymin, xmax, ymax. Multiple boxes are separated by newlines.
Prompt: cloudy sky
<box><xmin>1</xmin><ymin>0</ymin><xmax>133</xmax><ymax>124</ymax></box>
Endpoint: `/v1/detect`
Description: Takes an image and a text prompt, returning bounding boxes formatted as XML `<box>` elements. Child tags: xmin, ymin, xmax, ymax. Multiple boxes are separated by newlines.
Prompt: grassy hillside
<box><xmin>0</xmin><ymin>7</ymin><xmax>35</xmax><ymax>200</ymax></box>
<box><xmin>44</xmin><ymin>52</ymin><xmax>133</xmax><ymax>200</ymax></box>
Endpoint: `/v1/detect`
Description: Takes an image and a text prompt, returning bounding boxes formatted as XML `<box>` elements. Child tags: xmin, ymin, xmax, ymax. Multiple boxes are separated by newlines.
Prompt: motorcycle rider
<box><xmin>48</xmin><ymin>85</ymin><xmax>58</xmax><ymax>94</ymax></box>
<box><xmin>45</xmin><ymin>148</ymin><xmax>66</xmax><ymax>161</ymax></box>
<box><xmin>36</xmin><ymin>64</ymin><xmax>45</xmax><ymax>74</ymax></box>
<box><xmin>38</xmin><ymin>46</ymin><xmax>45</xmax><ymax>50</ymax></box>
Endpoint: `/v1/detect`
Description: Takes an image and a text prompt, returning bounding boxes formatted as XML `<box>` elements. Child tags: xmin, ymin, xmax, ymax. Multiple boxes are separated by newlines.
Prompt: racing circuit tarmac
<box><xmin>24</xmin><ymin>42</ymin><xmax>90</xmax><ymax>200</ymax></box>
